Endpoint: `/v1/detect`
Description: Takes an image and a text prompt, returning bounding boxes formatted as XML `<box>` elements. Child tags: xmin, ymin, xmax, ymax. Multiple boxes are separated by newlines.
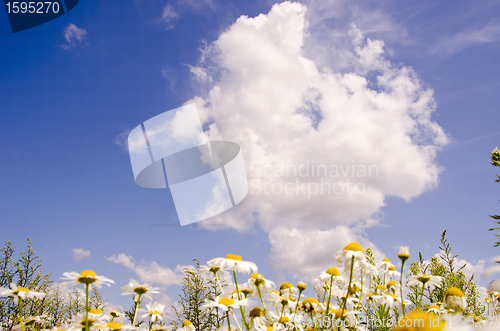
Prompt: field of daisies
<box><xmin>1</xmin><ymin>236</ymin><xmax>500</xmax><ymax>331</ymax></box>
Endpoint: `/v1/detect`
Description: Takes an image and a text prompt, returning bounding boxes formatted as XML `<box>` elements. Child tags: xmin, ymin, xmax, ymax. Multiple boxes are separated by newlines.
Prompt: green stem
<box><xmin>294</xmin><ymin>291</ymin><xmax>303</xmax><ymax>315</ymax></box>
<box><xmin>85</xmin><ymin>284</ymin><xmax>90</xmax><ymax>331</ymax></box>
<box><xmin>230</xmin><ymin>309</ymin><xmax>243</xmax><ymax>331</ymax></box>
<box><xmin>132</xmin><ymin>293</ymin><xmax>142</xmax><ymax>326</ymax></box>
<box><xmin>325</xmin><ymin>277</ymin><xmax>333</xmax><ymax>316</ymax></box>
<box><xmin>232</xmin><ymin>271</ymin><xmax>249</xmax><ymax>331</ymax></box>
<box><xmin>338</xmin><ymin>255</ymin><xmax>355</xmax><ymax>331</ymax></box>
<box><xmin>226</xmin><ymin>311</ymin><xmax>232</xmax><ymax>331</ymax></box>
<box><xmin>399</xmin><ymin>260</ymin><xmax>406</xmax><ymax>316</ymax></box>
<box><xmin>18</xmin><ymin>298</ymin><xmax>25</xmax><ymax>331</ymax></box>
<box><xmin>257</xmin><ymin>286</ymin><xmax>272</xmax><ymax>322</ymax></box>
<box><xmin>215</xmin><ymin>272</ymin><xmax>225</xmax><ymax>295</ymax></box>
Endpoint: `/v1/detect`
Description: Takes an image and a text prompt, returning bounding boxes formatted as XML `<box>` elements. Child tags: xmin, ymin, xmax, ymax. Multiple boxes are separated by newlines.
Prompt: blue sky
<box><xmin>1</xmin><ymin>0</ymin><xmax>500</xmax><ymax>312</ymax></box>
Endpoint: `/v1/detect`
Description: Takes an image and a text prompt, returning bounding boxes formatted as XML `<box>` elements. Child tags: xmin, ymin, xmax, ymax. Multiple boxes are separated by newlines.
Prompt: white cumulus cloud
<box><xmin>106</xmin><ymin>253</ymin><xmax>136</xmax><ymax>270</ymax></box>
<box><xmin>73</xmin><ymin>248</ymin><xmax>90</xmax><ymax>261</ymax></box>
<box><xmin>134</xmin><ymin>262</ymin><xmax>186</xmax><ymax>287</ymax></box>
<box><xmin>182</xmin><ymin>1</ymin><xmax>449</xmax><ymax>278</ymax></box>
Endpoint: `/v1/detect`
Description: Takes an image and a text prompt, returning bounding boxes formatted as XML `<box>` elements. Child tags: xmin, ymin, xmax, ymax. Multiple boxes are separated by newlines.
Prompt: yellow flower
<box><xmin>398</xmin><ymin>246</ymin><xmax>410</xmax><ymax>262</ymax></box>
<box><xmin>444</xmin><ymin>287</ymin><xmax>467</xmax><ymax>310</ymax></box>
<box><xmin>61</xmin><ymin>270</ymin><xmax>114</xmax><ymax>289</ymax></box>
<box><xmin>207</xmin><ymin>255</ymin><xmax>258</xmax><ymax>275</ymax></box>
<box><xmin>393</xmin><ymin>310</ymin><xmax>445</xmax><ymax>331</ymax></box>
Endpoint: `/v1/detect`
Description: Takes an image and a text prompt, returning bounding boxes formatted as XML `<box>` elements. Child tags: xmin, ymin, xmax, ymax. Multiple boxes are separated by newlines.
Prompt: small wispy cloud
<box><xmin>73</xmin><ymin>248</ymin><xmax>90</xmax><ymax>261</ymax></box>
<box><xmin>160</xmin><ymin>4</ymin><xmax>177</xmax><ymax>30</ymax></box>
<box><xmin>106</xmin><ymin>253</ymin><xmax>136</xmax><ymax>269</ymax></box>
<box><xmin>431</xmin><ymin>20</ymin><xmax>500</xmax><ymax>56</ymax></box>
<box><xmin>158</xmin><ymin>0</ymin><xmax>215</xmax><ymax>30</ymax></box>
<box><xmin>62</xmin><ymin>23</ymin><xmax>88</xmax><ymax>50</ymax></box>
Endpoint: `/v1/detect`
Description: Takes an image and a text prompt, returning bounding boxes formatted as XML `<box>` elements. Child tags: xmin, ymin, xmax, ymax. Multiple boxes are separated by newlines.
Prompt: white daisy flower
<box><xmin>61</xmin><ymin>270</ymin><xmax>114</xmax><ymax>289</ymax></box>
<box><xmin>318</xmin><ymin>268</ymin><xmax>345</xmax><ymax>287</ymax></box>
<box><xmin>279</xmin><ymin>282</ymin><xmax>298</xmax><ymax>299</ymax></box>
<box><xmin>407</xmin><ymin>274</ymin><xmax>442</xmax><ymax>289</ymax></box>
<box><xmin>200</xmin><ymin>264</ymin><xmax>230</xmax><ymax>279</ymax></box>
<box><xmin>386</xmin><ymin>280</ymin><xmax>400</xmax><ymax>293</ymax></box>
<box><xmin>0</xmin><ymin>283</ymin><xmax>45</xmax><ymax>304</ymax></box>
<box><xmin>141</xmin><ymin>302</ymin><xmax>166</xmax><ymax>322</ymax></box>
<box><xmin>335</xmin><ymin>243</ymin><xmax>367</xmax><ymax>274</ymax></box>
<box><xmin>398</xmin><ymin>246</ymin><xmax>410</xmax><ymax>262</ymax></box>
<box><xmin>203</xmin><ymin>296</ymin><xmax>249</xmax><ymax>311</ymax></box>
<box><xmin>428</xmin><ymin>304</ymin><xmax>442</xmax><ymax>314</ymax></box>
<box><xmin>379</xmin><ymin>258</ymin><xmax>394</xmax><ymax>270</ymax></box>
<box><xmin>207</xmin><ymin>254</ymin><xmax>258</xmax><ymax>275</ymax></box>
<box><xmin>106</xmin><ymin>321</ymin><xmax>135</xmax><ymax>330</ymax></box>
<box><xmin>120</xmin><ymin>280</ymin><xmax>160</xmax><ymax>301</ymax></box>
<box><xmin>247</xmin><ymin>273</ymin><xmax>275</xmax><ymax>298</ymax></box>
<box><xmin>178</xmin><ymin>321</ymin><xmax>195</xmax><ymax>331</ymax></box>
<box><xmin>299</xmin><ymin>298</ymin><xmax>322</xmax><ymax>314</ymax></box>
<box><xmin>383</xmin><ymin>266</ymin><xmax>401</xmax><ymax>279</ymax></box>
<box><xmin>248</xmin><ymin>307</ymin><xmax>269</xmax><ymax>330</ymax></box>
<box><xmin>444</xmin><ymin>287</ymin><xmax>467</xmax><ymax>310</ymax></box>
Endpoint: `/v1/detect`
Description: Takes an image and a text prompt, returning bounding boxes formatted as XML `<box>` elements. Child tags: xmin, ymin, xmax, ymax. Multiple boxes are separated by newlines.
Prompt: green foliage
<box><xmin>406</xmin><ymin>231</ymin><xmax>484</xmax><ymax>317</ymax></box>
<box><xmin>172</xmin><ymin>259</ymin><xmax>226</xmax><ymax>331</ymax></box>
<box><xmin>489</xmin><ymin>147</ymin><xmax>500</xmax><ymax>246</ymax></box>
<box><xmin>0</xmin><ymin>239</ymin><xmax>106</xmax><ymax>329</ymax></box>
<box><xmin>0</xmin><ymin>238</ymin><xmax>52</xmax><ymax>330</ymax></box>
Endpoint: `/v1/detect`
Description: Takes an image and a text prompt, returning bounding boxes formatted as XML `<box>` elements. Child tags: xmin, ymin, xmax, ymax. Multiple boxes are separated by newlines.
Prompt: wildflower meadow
<box><xmin>0</xmin><ymin>148</ymin><xmax>499</xmax><ymax>331</ymax></box>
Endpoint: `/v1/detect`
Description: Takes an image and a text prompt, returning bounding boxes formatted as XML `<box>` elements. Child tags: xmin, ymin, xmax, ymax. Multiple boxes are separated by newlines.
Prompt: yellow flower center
<box><xmin>375</xmin><ymin>285</ymin><xmax>387</xmax><ymax>291</ymax></box>
<box><xmin>297</xmin><ymin>282</ymin><xmax>307</xmax><ymax>291</ymax></box>
<box><xmin>266</xmin><ymin>327</ymin><xmax>273</xmax><ymax>331</ymax></box>
<box><xmin>80</xmin><ymin>318</ymin><xmax>96</xmax><ymax>326</ymax></box>
<box><xmin>250</xmin><ymin>273</ymin><xmax>265</xmax><ymax>286</ymax></box>
<box><xmin>134</xmin><ymin>287</ymin><xmax>148</xmax><ymax>295</ymax></box>
<box><xmin>249</xmin><ymin>307</ymin><xmax>264</xmax><ymax>318</ymax></box>
<box><xmin>226</xmin><ymin>254</ymin><xmax>242</xmax><ymax>261</ymax></box>
<box><xmin>302</xmin><ymin>298</ymin><xmax>319</xmax><ymax>305</ymax></box>
<box><xmin>383</xmin><ymin>258</ymin><xmax>390</xmax><ymax>262</ymax></box>
<box><xmin>279</xmin><ymin>317</ymin><xmax>290</xmax><ymax>323</ymax></box>
<box><xmin>445</xmin><ymin>287</ymin><xmax>465</xmax><ymax>297</ymax></box>
<box><xmin>183</xmin><ymin>321</ymin><xmax>192</xmax><ymax>327</ymax></box>
<box><xmin>388</xmin><ymin>266</ymin><xmax>396</xmax><ymax>271</ymax></box>
<box><xmin>417</xmin><ymin>275</ymin><xmax>431</xmax><ymax>284</ymax></box>
<box><xmin>16</xmin><ymin>287</ymin><xmax>29</xmax><ymax>293</ymax></box>
<box><xmin>343</xmin><ymin>242</ymin><xmax>364</xmax><ymax>253</ymax></box>
<box><xmin>394</xmin><ymin>310</ymin><xmax>445</xmax><ymax>331</ymax></box>
<box><xmin>326</xmin><ymin>267</ymin><xmax>341</xmax><ymax>276</ymax></box>
<box><xmin>335</xmin><ymin>309</ymin><xmax>345</xmax><ymax>319</ymax></box>
<box><xmin>429</xmin><ymin>305</ymin><xmax>439</xmax><ymax>309</ymax></box>
<box><xmin>280</xmin><ymin>282</ymin><xmax>293</xmax><ymax>290</ymax></box>
<box><xmin>78</xmin><ymin>270</ymin><xmax>97</xmax><ymax>284</ymax></box>
<box><xmin>89</xmin><ymin>309</ymin><xmax>101</xmax><ymax>314</ymax></box>
<box><xmin>219</xmin><ymin>298</ymin><xmax>235</xmax><ymax>306</ymax></box>
<box><xmin>107</xmin><ymin>322</ymin><xmax>123</xmax><ymax>329</ymax></box>
<box><xmin>387</xmin><ymin>280</ymin><xmax>398</xmax><ymax>288</ymax></box>
<box><xmin>80</xmin><ymin>270</ymin><xmax>96</xmax><ymax>278</ymax></box>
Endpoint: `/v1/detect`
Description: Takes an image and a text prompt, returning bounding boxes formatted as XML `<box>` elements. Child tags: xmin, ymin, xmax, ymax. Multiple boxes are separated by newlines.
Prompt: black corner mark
<box><xmin>4</xmin><ymin>0</ymin><xmax>79</xmax><ymax>33</ymax></box>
